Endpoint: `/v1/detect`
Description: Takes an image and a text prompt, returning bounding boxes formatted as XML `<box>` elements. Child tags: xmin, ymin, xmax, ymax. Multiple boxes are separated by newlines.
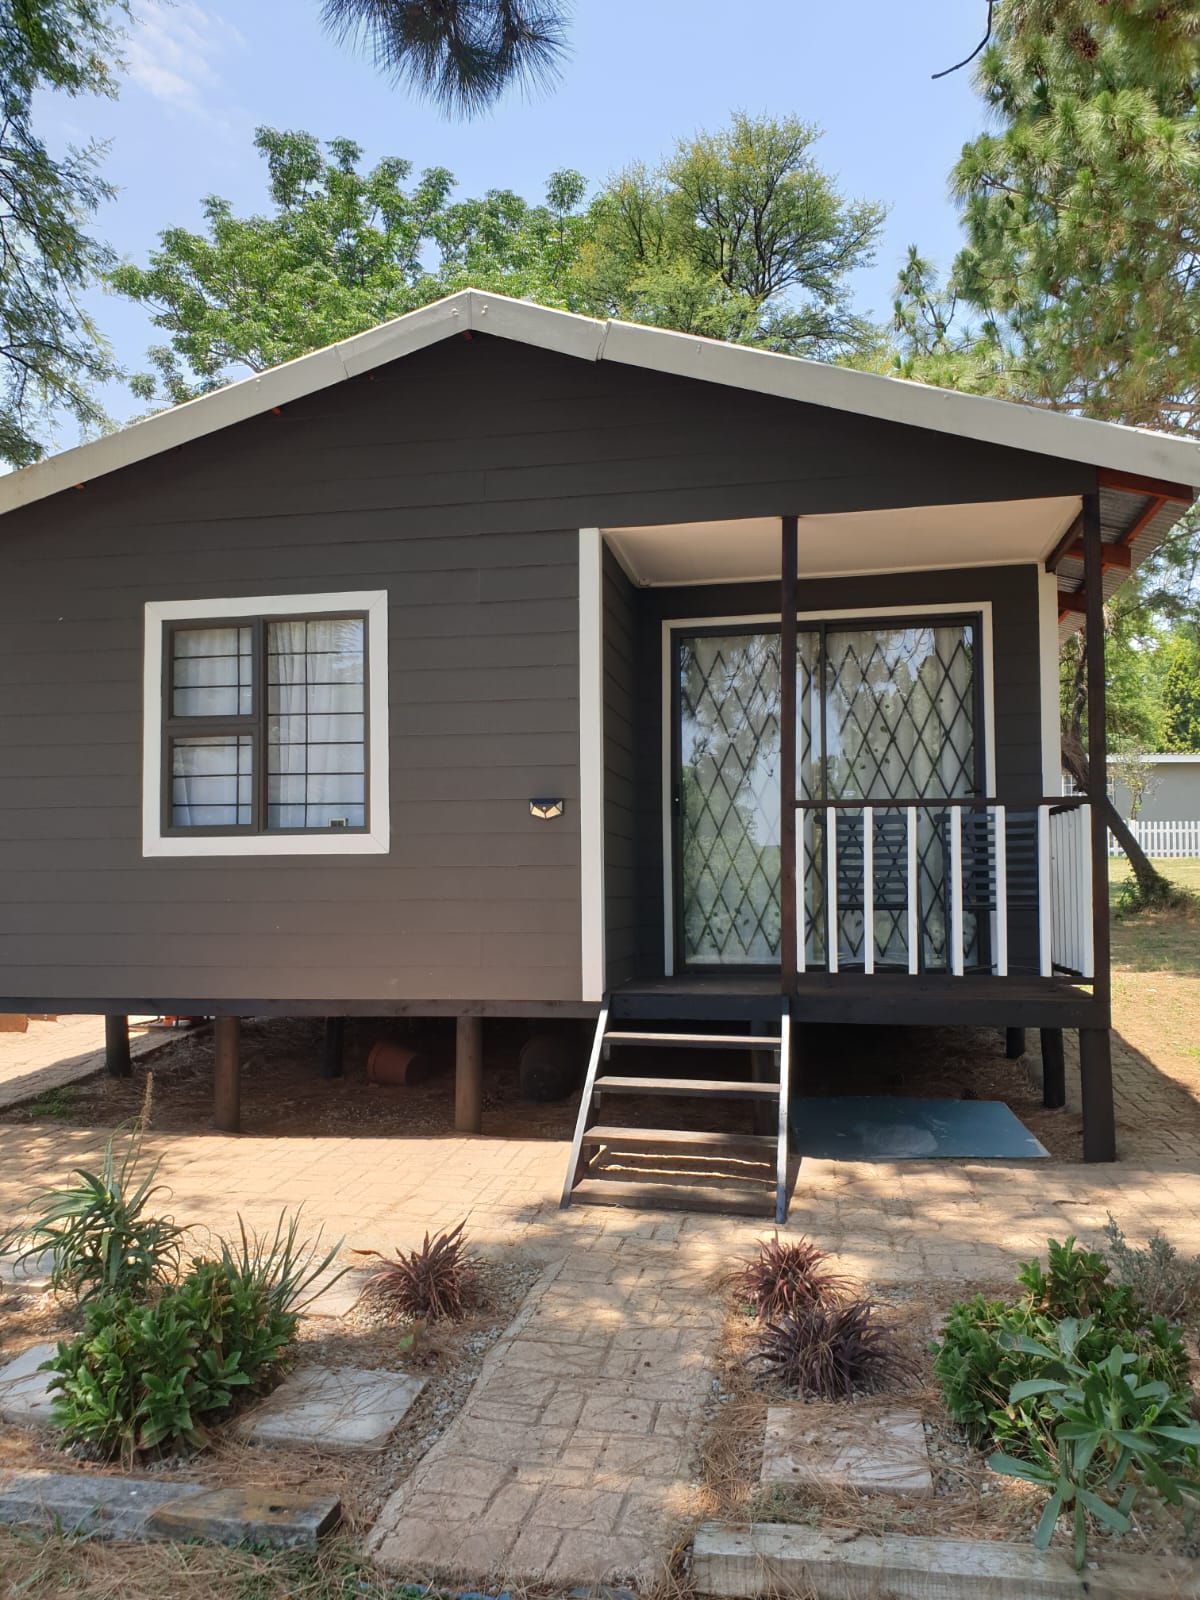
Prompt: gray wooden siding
<box><xmin>0</xmin><ymin>334</ymin><xmax>1087</xmax><ymax>1008</ymax></box>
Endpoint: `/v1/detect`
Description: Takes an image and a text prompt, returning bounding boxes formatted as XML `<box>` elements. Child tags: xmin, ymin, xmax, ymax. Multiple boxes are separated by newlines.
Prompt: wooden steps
<box><xmin>560</xmin><ymin>995</ymin><xmax>793</xmax><ymax>1223</ymax></box>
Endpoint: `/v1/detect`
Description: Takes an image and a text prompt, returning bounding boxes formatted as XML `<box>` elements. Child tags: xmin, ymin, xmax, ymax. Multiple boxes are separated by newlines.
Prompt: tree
<box><xmin>895</xmin><ymin>1</ymin><xmax>1200</xmax><ymax>905</ymax></box>
<box><xmin>0</xmin><ymin>0</ymin><xmax>125</xmax><ymax>466</ymax></box>
<box><xmin>1110</xmin><ymin>749</ymin><xmax>1158</xmax><ymax>821</ymax></box>
<box><xmin>578</xmin><ymin>115</ymin><xmax>886</xmax><ymax>364</ymax></box>
<box><xmin>1161</xmin><ymin>634</ymin><xmax>1200</xmax><ymax>753</ymax></box>
<box><xmin>113</xmin><ymin>118</ymin><xmax>887</xmax><ymax>401</ymax></box>
<box><xmin>319</xmin><ymin>0</ymin><xmax>569</xmax><ymax>117</ymax></box>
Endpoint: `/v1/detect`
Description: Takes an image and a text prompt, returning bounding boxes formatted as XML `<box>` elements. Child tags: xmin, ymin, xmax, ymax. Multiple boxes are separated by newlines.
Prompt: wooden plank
<box><xmin>1096</xmin><ymin>466</ymin><xmax>1193</xmax><ymax>503</ymax></box>
<box><xmin>582</xmin><ymin>1126</ymin><xmax>776</xmax><ymax>1153</ymax></box>
<box><xmin>569</xmin><ymin>1179</ymin><xmax>774</xmax><ymax>1217</ymax></box>
<box><xmin>603</xmin><ymin>1030</ymin><xmax>781</xmax><ymax>1049</ymax></box>
<box><xmin>780</xmin><ymin>515</ymin><xmax>798</xmax><ymax>989</ymax></box>
<box><xmin>593</xmin><ymin>1075</ymin><xmax>779</xmax><ymax>1100</ymax></box>
<box><xmin>1057</xmin><ymin>590</ymin><xmax>1087</xmax><ymax>615</ymax></box>
<box><xmin>559</xmin><ymin>999</ymin><xmax>609</xmax><ymax>1208</ymax></box>
<box><xmin>775</xmin><ymin>1006</ymin><xmax>791</xmax><ymax>1225</ymax></box>
<box><xmin>690</xmin><ymin>1520</ymin><xmax>1200</xmax><ymax>1600</ymax></box>
<box><xmin>1061</xmin><ymin>539</ymin><xmax>1131</xmax><ymax>569</ymax></box>
<box><xmin>1083</xmin><ymin>492</ymin><xmax>1112</xmax><ymax>1021</ymax></box>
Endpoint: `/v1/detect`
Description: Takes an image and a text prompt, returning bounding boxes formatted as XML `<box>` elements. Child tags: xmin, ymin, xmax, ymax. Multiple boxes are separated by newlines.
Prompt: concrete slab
<box><xmin>691</xmin><ymin>1521</ymin><xmax>1200</xmax><ymax>1600</ymax></box>
<box><xmin>761</xmin><ymin>1403</ymin><xmax>933</xmax><ymax>1496</ymax></box>
<box><xmin>0</xmin><ymin>1341</ymin><xmax>58</xmax><ymax>1428</ymax></box>
<box><xmin>0</xmin><ymin>1250</ymin><xmax>54</xmax><ymax>1290</ymax></box>
<box><xmin>240</xmin><ymin>1365</ymin><xmax>426</xmax><ymax>1449</ymax></box>
<box><xmin>0</xmin><ymin>1468</ymin><xmax>205</xmax><ymax>1541</ymax></box>
<box><xmin>146</xmin><ymin>1486</ymin><xmax>341</xmax><ymax>1550</ymax></box>
<box><xmin>303</xmin><ymin>1266</ymin><xmax>370</xmax><ymax>1320</ymax></box>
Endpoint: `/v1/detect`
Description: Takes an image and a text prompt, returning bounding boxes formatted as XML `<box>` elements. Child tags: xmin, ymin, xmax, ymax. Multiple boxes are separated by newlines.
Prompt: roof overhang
<box><xmin>3</xmin><ymin>289</ymin><xmax>1200</xmax><ymax>521</ymax></box>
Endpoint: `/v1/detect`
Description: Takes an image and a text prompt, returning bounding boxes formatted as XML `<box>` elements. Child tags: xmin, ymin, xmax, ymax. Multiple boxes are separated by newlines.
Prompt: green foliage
<box><xmin>989</xmin><ymin>1318</ymin><xmax>1200</xmax><ymax>1570</ymax></box>
<box><xmin>320</xmin><ymin>0</ymin><xmax>569</xmax><ymax>118</ymax></box>
<box><xmin>217</xmin><ymin>1208</ymin><xmax>345</xmax><ymax>1320</ymax></box>
<box><xmin>112</xmin><ymin>116</ymin><xmax>888</xmax><ymax>406</ymax></box>
<box><xmin>6</xmin><ymin>1123</ymin><xmax>184</xmax><ymax>1305</ymax></box>
<box><xmin>0</xmin><ymin>0</ymin><xmax>125</xmax><ymax>464</ymax></box>
<box><xmin>46</xmin><ymin>1256</ymin><xmax>297</xmax><ymax>1460</ymax></box>
<box><xmin>934</xmin><ymin>1237</ymin><xmax>1189</xmax><ymax>1450</ymax></box>
<box><xmin>1103</xmin><ymin>1214</ymin><xmax>1200</xmax><ymax>1326</ymax></box>
<box><xmin>1161</xmin><ymin>634</ymin><xmax>1200</xmax><ymax>753</ymax></box>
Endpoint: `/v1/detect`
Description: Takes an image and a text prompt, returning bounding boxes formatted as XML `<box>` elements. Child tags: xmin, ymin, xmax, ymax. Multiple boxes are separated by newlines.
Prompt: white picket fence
<box><xmin>1108</xmin><ymin>819</ymin><xmax>1200</xmax><ymax>859</ymax></box>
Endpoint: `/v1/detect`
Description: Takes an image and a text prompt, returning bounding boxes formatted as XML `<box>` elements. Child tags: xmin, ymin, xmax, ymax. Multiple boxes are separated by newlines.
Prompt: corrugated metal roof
<box><xmin>1056</xmin><ymin>488</ymin><xmax>1192</xmax><ymax>642</ymax></box>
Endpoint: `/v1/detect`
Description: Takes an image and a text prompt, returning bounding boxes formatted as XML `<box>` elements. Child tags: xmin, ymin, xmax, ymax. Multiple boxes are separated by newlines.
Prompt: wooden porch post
<box><xmin>1004</xmin><ymin>1027</ymin><xmax>1025</xmax><ymax>1060</ymax></box>
<box><xmin>780</xmin><ymin>515</ymin><xmax>799</xmax><ymax>992</ymax></box>
<box><xmin>455</xmin><ymin>1014</ymin><xmax>483</xmax><ymax>1134</ymax></box>
<box><xmin>321</xmin><ymin>1016</ymin><xmax>345</xmax><ymax>1080</ymax></box>
<box><xmin>104</xmin><ymin>1015</ymin><xmax>131</xmax><ymax>1078</ymax></box>
<box><xmin>214</xmin><ymin>1015</ymin><xmax>241</xmax><ymax>1134</ymax></box>
<box><xmin>1081</xmin><ymin>489</ymin><xmax>1116</xmax><ymax>1161</ymax></box>
<box><xmin>1040</xmin><ymin>1027</ymin><xmax>1066</xmax><ymax>1109</ymax></box>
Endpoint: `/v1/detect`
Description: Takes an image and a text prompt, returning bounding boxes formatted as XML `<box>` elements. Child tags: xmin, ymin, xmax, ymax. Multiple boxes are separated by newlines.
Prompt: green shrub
<box><xmin>934</xmin><ymin>1239</ymin><xmax>1189</xmax><ymax>1454</ymax></box>
<box><xmin>7</xmin><ymin>1122</ymin><xmax>183</xmax><ymax>1305</ymax></box>
<box><xmin>1103</xmin><ymin>1214</ymin><xmax>1200</xmax><ymax>1326</ymax></box>
<box><xmin>46</xmin><ymin>1255</ymin><xmax>297</xmax><ymax>1460</ymax></box>
<box><xmin>990</xmin><ymin>1318</ymin><xmax>1200</xmax><ymax>1570</ymax></box>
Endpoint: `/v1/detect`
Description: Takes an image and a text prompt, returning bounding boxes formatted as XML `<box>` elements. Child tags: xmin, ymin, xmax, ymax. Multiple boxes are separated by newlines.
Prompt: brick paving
<box><xmin>1</xmin><ymin>1021</ymin><xmax>1200</xmax><ymax>1585</ymax></box>
<box><xmin>0</xmin><ymin>1015</ymin><xmax>164</xmax><ymax>1113</ymax></box>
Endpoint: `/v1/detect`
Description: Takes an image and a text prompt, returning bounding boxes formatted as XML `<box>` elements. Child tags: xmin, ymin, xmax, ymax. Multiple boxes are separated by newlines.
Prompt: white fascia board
<box><xmin>467</xmin><ymin>292</ymin><xmax>607</xmax><ymax>362</ymax></box>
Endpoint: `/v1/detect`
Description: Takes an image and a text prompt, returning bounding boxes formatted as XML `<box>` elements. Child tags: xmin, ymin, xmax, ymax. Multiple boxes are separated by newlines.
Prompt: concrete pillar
<box><xmin>455</xmin><ymin>1014</ymin><xmax>483</xmax><ymax>1134</ymax></box>
<box><xmin>214</xmin><ymin>1015</ymin><xmax>241</xmax><ymax>1134</ymax></box>
<box><xmin>104</xmin><ymin>1015</ymin><xmax>132</xmax><ymax>1078</ymax></box>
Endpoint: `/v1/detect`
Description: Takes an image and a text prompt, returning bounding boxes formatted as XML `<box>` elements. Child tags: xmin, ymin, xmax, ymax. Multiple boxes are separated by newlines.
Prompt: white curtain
<box><xmin>267</xmin><ymin>618</ymin><xmax>365</xmax><ymax>829</ymax></box>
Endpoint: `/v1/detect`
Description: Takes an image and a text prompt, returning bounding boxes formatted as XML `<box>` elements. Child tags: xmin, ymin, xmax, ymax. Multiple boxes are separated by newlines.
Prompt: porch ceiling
<box><xmin>603</xmin><ymin>496</ymin><xmax>1081</xmax><ymax>587</ymax></box>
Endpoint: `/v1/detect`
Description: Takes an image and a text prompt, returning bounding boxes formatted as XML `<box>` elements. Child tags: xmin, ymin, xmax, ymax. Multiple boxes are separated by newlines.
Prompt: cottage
<box><xmin>1</xmin><ymin>291</ymin><xmax>1196</xmax><ymax>1218</ymax></box>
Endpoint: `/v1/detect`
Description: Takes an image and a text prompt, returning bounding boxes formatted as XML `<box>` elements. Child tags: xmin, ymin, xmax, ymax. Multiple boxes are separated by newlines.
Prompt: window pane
<box><xmin>265</xmin><ymin>616</ymin><xmax>366</xmax><ymax>830</ymax></box>
<box><xmin>172</xmin><ymin>626</ymin><xmax>253</xmax><ymax>719</ymax></box>
<box><xmin>171</xmin><ymin>736</ymin><xmax>252</xmax><ymax>828</ymax></box>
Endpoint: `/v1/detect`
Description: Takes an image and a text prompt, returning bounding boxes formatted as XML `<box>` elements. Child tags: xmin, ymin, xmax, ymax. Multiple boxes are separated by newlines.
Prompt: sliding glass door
<box><xmin>674</xmin><ymin>617</ymin><xmax>984</xmax><ymax>970</ymax></box>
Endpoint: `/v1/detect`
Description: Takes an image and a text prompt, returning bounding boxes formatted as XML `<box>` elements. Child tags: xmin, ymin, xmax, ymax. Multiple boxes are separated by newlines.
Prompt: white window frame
<box><xmin>143</xmin><ymin>590</ymin><xmax>389</xmax><ymax>857</ymax></box>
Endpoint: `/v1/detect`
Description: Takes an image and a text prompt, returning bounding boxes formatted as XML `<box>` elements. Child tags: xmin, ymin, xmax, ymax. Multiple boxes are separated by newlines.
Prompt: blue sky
<box><xmin>40</xmin><ymin>0</ymin><xmax>989</xmax><ymax>435</ymax></box>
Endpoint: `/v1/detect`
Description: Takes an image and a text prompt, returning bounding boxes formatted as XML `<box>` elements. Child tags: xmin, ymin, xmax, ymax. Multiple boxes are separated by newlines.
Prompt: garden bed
<box><xmin>697</xmin><ymin>1237</ymin><xmax>1200</xmax><ymax>1569</ymax></box>
<box><xmin>0</xmin><ymin>1250</ymin><xmax>541</xmax><ymax>1536</ymax></box>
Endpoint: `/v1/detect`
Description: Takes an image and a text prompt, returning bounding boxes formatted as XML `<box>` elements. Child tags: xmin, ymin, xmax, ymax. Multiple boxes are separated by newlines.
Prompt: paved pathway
<box><xmin>2</xmin><ymin>1021</ymin><xmax>1200</xmax><ymax>1585</ymax></box>
<box><xmin>0</xmin><ymin>1015</ymin><xmax>164</xmax><ymax>1113</ymax></box>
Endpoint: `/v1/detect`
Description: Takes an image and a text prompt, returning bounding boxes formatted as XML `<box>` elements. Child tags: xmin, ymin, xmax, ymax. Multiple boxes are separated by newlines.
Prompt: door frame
<box><xmin>662</xmin><ymin>601</ymin><xmax>996</xmax><ymax>976</ymax></box>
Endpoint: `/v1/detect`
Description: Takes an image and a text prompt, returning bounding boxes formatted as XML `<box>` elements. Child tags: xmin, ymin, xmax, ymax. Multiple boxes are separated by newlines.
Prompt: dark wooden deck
<box><xmin>616</xmin><ymin>972</ymin><xmax>1102</xmax><ymax>1028</ymax></box>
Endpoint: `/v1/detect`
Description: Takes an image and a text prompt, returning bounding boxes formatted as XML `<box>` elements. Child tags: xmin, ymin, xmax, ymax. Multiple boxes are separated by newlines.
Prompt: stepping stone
<box><xmin>146</xmin><ymin>1485</ymin><xmax>341</xmax><ymax>1550</ymax></box>
<box><xmin>240</xmin><ymin>1365</ymin><xmax>426</xmax><ymax>1450</ymax></box>
<box><xmin>0</xmin><ymin>1251</ymin><xmax>54</xmax><ymax>1290</ymax></box>
<box><xmin>0</xmin><ymin>1342</ymin><xmax>59</xmax><ymax>1428</ymax></box>
<box><xmin>761</xmin><ymin>1403</ymin><xmax>933</xmax><ymax>1497</ymax></box>
<box><xmin>304</xmin><ymin>1267</ymin><xmax>371</xmax><ymax>1320</ymax></box>
<box><xmin>0</xmin><ymin>1467</ymin><xmax>204</xmax><ymax>1540</ymax></box>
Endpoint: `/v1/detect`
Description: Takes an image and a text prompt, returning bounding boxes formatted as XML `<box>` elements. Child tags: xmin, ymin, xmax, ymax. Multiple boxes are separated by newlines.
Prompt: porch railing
<box><xmin>794</xmin><ymin>798</ymin><xmax>1094</xmax><ymax>980</ymax></box>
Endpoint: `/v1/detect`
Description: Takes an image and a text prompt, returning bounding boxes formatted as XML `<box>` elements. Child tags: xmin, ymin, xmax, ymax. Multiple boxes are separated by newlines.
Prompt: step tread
<box><xmin>604</xmin><ymin>1031</ymin><xmax>781</xmax><ymax>1050</ymax></box>
<box><xmin>593</xmin><ymin>1075</ymin><xmax>780</xmax><ymax>1100</ymax></box>
<box><xmin>570</xmin><ymin>1177</ymin><xmax>775</xmax><ymax>1218</ymax></box>
<box><xmin>582</xmin><ymin>1125</ymin><xmax>777</xmax><ymax>1151</ymax></box>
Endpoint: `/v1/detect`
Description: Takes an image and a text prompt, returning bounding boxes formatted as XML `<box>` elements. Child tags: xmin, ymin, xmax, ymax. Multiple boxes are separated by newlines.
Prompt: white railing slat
<box><xmin>826</xmin><ymin>805</ymin><xmax>838</xmax><ymax>975</ymax></box>
<box><xmin>993</xmin><ymin>804</ymin><xmax>1008</xmax><ymax>978</ymax></box>
<box><xmin>949</xmin><ymin>807</ymin><xmax>964</xmax><ymax>977</ymax></box>
<box><xmin>906</xmin><ymin>805</ymin><xmax>919</xmax><ymax>975</ymax></box>
<box><xmin>862</xmin><ymin>804</ymin><xmax>874</xmax><ymax>976</ymax></box>
<box><xmin>796</xmin><ymin>810</ymin><xmax>807</xmax><ymax>975</ymax></box>
<box><xmin>1038</xmin><ymin>805</ymin><xmax>1053</xmax><ymax>977</ymax></box>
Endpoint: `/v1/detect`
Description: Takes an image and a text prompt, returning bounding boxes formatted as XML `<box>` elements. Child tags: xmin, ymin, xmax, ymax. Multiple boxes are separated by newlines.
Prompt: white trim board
<box><xmin>3</xmin><ymin>289</ymin><xmax>1198</xmax><ymax>519</ymax></box>
<box><xmin>578</xmin><ymin>529</ymin><xmax>606</xmax><ymax>1002</ymax></box>
<box><xmin>661</xmin><ymin>601</ymin><xmax>997</xmax><ymax>975</ymax></box>
<box><xmin>142</xmin><ymin>590</ymin><xmax>390</xmax><ymax>857</ymax></box>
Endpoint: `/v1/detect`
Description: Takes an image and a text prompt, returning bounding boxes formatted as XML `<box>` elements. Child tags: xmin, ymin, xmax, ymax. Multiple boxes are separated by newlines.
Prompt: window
<box><xmin>143</xmin><ymin>592</ymin><xmax>388</xmax><ymax>857</ymax></box>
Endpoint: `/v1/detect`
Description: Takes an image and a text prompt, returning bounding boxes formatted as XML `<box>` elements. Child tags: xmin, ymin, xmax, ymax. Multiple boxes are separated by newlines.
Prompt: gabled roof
<box><xmin>2</xmin><ymin>288</ymin><xmax>1198</xmax><ymax>517</ymax></box>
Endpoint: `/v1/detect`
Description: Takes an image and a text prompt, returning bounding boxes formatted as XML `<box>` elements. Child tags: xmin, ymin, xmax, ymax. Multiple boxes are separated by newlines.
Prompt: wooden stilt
<box><xmin>1040</xmin><ymin>1027</ymin><xmax>1066</xmax><ymax>1109</ymax></box>
<box><xmin>1079</xmin><ymin>1027</ymin><xmax>1116</xmax><ymax>1162</ymax></box>
<box><xmin>1004</xmin><ymin>1027</ymin><xmax>1026</xmax><ymax>1060</ymax></box>
<box><xmin>104</xmin><ymin>1015</ymin><xmax>132</xmax><ymax>1078</ymax></box>
<box><xmin>322</xmin><ymin>1016</ymin><xmax>345</xmax><ymax>1080</ymax></box>
<box><xmin>455</xmin><ymin>1015</ymin><xmax>483</xmax><ymax>1134</ymax></box>
<box><xmin>214</xmin><ymin>1015</ymin><xmax>241</xmax><ymax>1134</ymax></box>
